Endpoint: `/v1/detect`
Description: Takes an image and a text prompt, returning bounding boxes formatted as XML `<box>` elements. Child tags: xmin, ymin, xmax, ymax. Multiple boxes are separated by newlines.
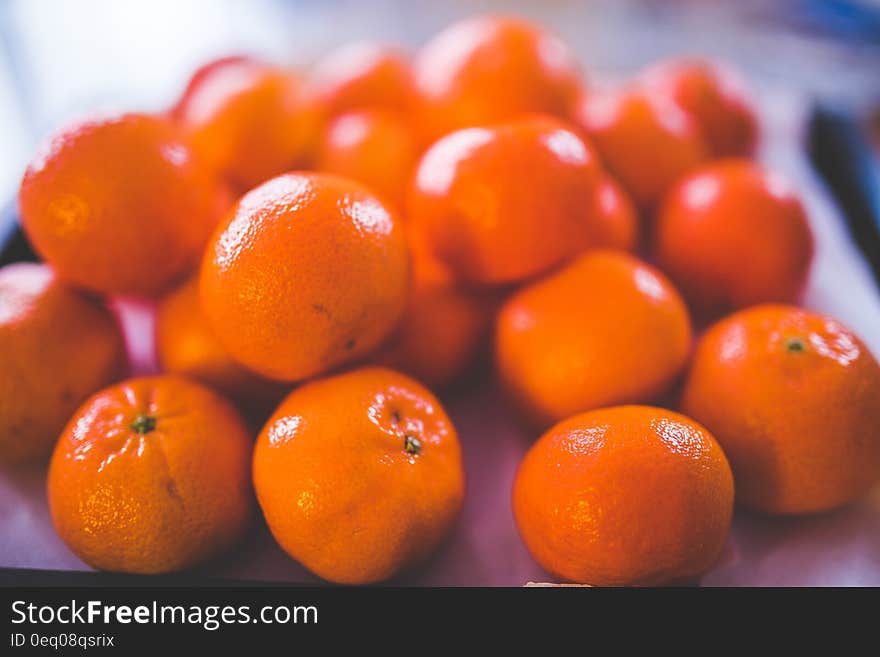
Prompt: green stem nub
<box><xmin>131</xmin><ymin>414</ymin><xmax>157</xmax><ymax>435</ymax></box>
<box><xmin>785</xmin><ymin>337</ymin><xmax>807</xmax><ymax>353</ymax></box>
<box><xmin>404</xmin><ymin>434</ymin><xmax>422</xmax><ymax>456</ymax></box>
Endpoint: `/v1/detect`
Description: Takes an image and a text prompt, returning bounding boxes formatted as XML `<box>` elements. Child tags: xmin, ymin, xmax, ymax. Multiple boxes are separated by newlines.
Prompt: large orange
<box><xmin>0</xmin><ymin>263</ymin><xmax>126</xmax><ymax>464</ymax></box>
<box><xmin>19</xmin><ymin>113</ymin><xmax>225</xmax><ymax>297</ymax></box>
<box><xmin>408</xmin><ymin>115</ymin><xmax>601</xmax><ymax>285</ymax></box>
<box><xmin>640</xmin><ymin>58</ymin><xmax>759</xmax><ymax>158</ymax></box>
<box><xmin>413</xmin><ymin>15</ymin><xmax>581</xmax><ymax>142</ymax></box>
<box><xmin>174</xmin><ymin>57</ymin><xmax>317</xmax><ymax>191</ymax></box>
<box><xmin>315</xmin><ymin>109</ymin><xmax>420</xmax><ymax>211</ymax></box>
<box><xmin>47</xmin><ymin>376</ymin><xmax>253</xmax><ymax>573</ymax></box>
<box><xmin>253</xmin><ymin>367</ymin><xmax>465</xmax><ymax>584</ymax></box>
<box><xmin>155</xmin><ymin>275</ymin><xmax>288</xmax><ymax>409</ymax></box>
<box><xmin>513</xmin><ymin>405</ymin><xmax>734</xmax><ymax>586</ymax></box>
<box><xmin>200</xmin><ymin>172</ymin><xmax>409</xmax><ymax>381</ymax></box>
<box><xmin>496</xmin><ymin>250</ymin><xmax>692</xmax><ymax>428</ymax></box>
<box><xmin>653</xmin><ymin>159</ymin><xmax>814</xmax><ymax>317</ymax></box>
<box><xmin>681</xmin><ymin>305</ymin><xmax>880</xmax><ymax>515</ymax></box>
<box><xmin>574</xmin><ymin>86</ymin><xmax>709</xmax><ymax>209</ymax></box>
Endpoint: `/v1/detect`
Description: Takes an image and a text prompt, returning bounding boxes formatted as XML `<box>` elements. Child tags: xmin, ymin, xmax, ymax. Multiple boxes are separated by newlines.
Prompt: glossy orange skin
<box><xmin>513</xmin><ymin>406</ymin><xmax>734</xmax><ymax>586</ymax></box>
<box><xmin>169</xmin><ymin>55</ymin><xmax>257</xmax><ymax>120</ymax></box>
<box><xmin>0</xmin><ymin>264</ymin><xmax>126</xmax><ymax>464</ymax></box>
<box><xmin>253</xmin><ymin>367</ymin><xmax>465</xmax><ymax>584</ymax></box>
<box><xmin>496</xmin><ymin>251</ymin><xmax>692</xmax><ymax>428</ymax></box>
<box><xmin>681</xmin><ymin>305</ymin><xmax>880</xmax><ymax>515</ymax></box>
<box><xmin>200</xmin><ymin>172</ymin><xmax>409</xmax><ymax>382</ymax></box>
<box><xmin>315</xmin><ymin>109</ymin><xmax>419</xmax><ymax>211</ymax></box>
<box><xmin>308</xmin><ymin>42</ymin><xmax>414</xmax><ymax>115</ymax></box>
<box><xmin>574</xmin><ymin>87</ymin><xmax>709</xmax><ymax>209</ymax></box>
<box><xmin>19</xmin><ymin>113</ymin><xmax>224</xmax><ymax>297</ymax></box>
<box><xmin>413</xmin><ymin>15</ymin><xmax>581</xmax><ymax>142</ymax></box>
<box><xmin>654</xmin><ymin>160</ymin><xmax>814</xmax><ymax>317</ymax></box>
<box><xmin>408</xmin><ymin>116</ymin><xmax>601</xmax><ymax>285</ymax></box>
<box><xmin>175</xmin><ymin>58</ymin><xmax>317</xmax><ymax>191</ymax></box>
<box><xmin>640</xmin><ymin>58</ymin><xmax>759</xmax><ymax>158</ymax></box>
<box><xmin>155</xmin><ymin>275</ymin><xmax>288</xmax><ymax>408</ymax></box>
<box><xmin>47</xmin><ymin>376</ymin><xmax>253</xmax><ymax>573</ymax></box>
<box><xmin>584</xmin><ymin>173</ymin><xmax>640</xmax><ymax>252</ymax></box>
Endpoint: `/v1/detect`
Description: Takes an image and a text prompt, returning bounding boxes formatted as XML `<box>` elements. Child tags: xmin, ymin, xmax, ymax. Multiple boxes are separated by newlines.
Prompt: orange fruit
<box><xmin>574</xmin><ymin>86</ymin><xmax>709</xmax><ymax>209</ymax></box>
<box><xmin>174</xmin><ymin>58</ymin><xmax>317</xmax><ymax>191</ymax></box>
<box><xmin>47</xmin><ymin>375</ymin><xmax>253</xmax><ymax>573</ymax></box>
<box><xmin>0</xmin><ymin>263</ymin><xmax>126</xmax><ymax>464</ymax></box>
<box><xmin>169</xmin><ymin>54</ymin><xmax>257</xmax><ymax>120</ymax></box>
<box><xmin>496</xmin><ymin>250</ymin><xmax>692</xmax><ymax>428</ymax></box>
<box><xmin>653</xmin><ymin>159</ymin><xmax>814</xmax><ymax>317</ymax></box>
<box><xmin>681</xmin><ymin>304</ymin><xmax>880</xmax><ymax>515</ymax></box>
<box><xmin>583</xmin><ymin>173</ymin><xmax>640</xmax><ymax>252</ymax></box>
<box><xmin>513</xmin><ymin>405</ymin><xmax>734</xmax><ymax>586</ymax></box>
<box><xmin>253</xmin><ymin>367</ymin><xmax>465</xmax><ymax>584</ymax></box>
<box><xmin>200</xmin><ymin>172</ymin><xmax>409</xmax><ymax>382</ymax></box>
<box><xmin>640</xmin><ymin>58</ymin><xmax>759</xmax><ymax>158</ymax></box>
<box><xmin>315</xmin><ymin>109</ymin><xmax>419</xmax><ymax>211</ymax></box>
<box><xmin>155</xmin><ymin>275</ymin><xmax>288</xmax><ymax>409</ymax></box>
<box><xmin>408</xmin><ymin>115</ymin><xmax>601</xmax><ymax>285</ymax></box>
<box><xmin>307</xmin><ymin>41</ymin><xmax>413</xmax><ymax>115</ymax></box>
<box><xmin>413</xmin><ymin>15</ymin><xmax>581</xmax><ymax>142</ymax></box>
<box><xmin>19</xmin><ymin>113</ymin><xmax>225</xmax><ymax>297</ymax></box>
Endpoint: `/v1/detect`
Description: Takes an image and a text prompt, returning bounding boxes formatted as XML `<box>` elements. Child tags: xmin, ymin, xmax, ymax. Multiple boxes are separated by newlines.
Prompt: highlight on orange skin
<box><xmin>573</xmin><ymin>86</ymin><xmax>709</xmax><ymax>209</ymax></box>
<box><xmin>653</xmin><ymin>159</ymin><xmax>814</xmax><ymax>318</ymax></box>
<box><xmin>513</xmin><ymin>405</ymin><xmax>734</xmax><ymax>586</ymax></box>
<box><xmin>307</xmin><ymin>41</ymin><xmax>414</xmax><ymax>116</ymax></box>
<box><xmin>315</xmin><ymin>109</ymin><xmax>420</xmax><ymax>211</ymax></box>
<box><xmin>681</xmin><ymin>304</ymin><xmax>880</xmax><ymax>515</ymax></box>
<box><xmin>174</xmin><ymin>57</ymin><xmax>318</xmax><ymax>191</ymax></box>
<box><xmin>408</xmin><ymin>114</ymin><xmax>601</xmax><ymax>286</ymax></box>
<box><xmin>583</xmin><ymin>173</ymin><xmax>640</xmax><ymax>252</ymax></box>
<box><xmin>412</xmin><ymin>14</ymin><xmax>582</xmax><ymax>142</ymax></box>
<box><xmin>495</xmin><ymin>250</ymin><xmax>692</xmax><ymax>428</ymax></box>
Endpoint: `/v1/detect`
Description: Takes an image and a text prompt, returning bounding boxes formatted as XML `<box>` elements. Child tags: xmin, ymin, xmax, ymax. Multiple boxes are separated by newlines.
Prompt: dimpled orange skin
<box><xmin>47</xmin><ymin>376</ymin><xmax>253</xmax><ymax>574</ymax></box>
<box><xmin>308</xmin><ymin>42</ymin><xmax>414</xmax><ymax>116</ymax></box>
<box><xmin>654</xmin><ymin>159</ymin><xmax>814</xmax><ymax>318</ymax></box>
<box><xmin>175</xmin><ymin>58</ymin><xmax>318</xmax><ymax>191</ymax></box>
<box><xmin>0</xmin><ymin>264</ymin><xmax>127</xmax><ymax>464</ymax></box>
<box><xmin>681</xmin><ymin>305</ymin><xmax>880</xmax><ymax>515</ymax></box>
<box><xmin>574</xmin><ymin>87</ymin><xmax>709</xmax><ymax>209</ymax></box>
<box><xmin>496</xmin><ymin>250</ymin><xmax>692</xmax><ymax>429</ymax></box>
<box><xmin>315</xmin><ymin>109</ymin><xmax>420</xmax><ymax>211</ymax></box>
<box><xmin>640</xmin><ymin>58</ymin><xmax>759</xmax><ymax>158</ymax></box>
<box><xmin>583</xmin><ymin>173</ymin><xmax>640</xmax><ymax>252</ymax></box>
<box><xmin>200</xmin><ymin>172</ymin><xmax>409</xmax><ymax>382</ymax></box>
<box><xmin>413</xmin><ymin>15</ymin><xmax>581</xmax><ymax>142</ymax></box>
<box><xmin>253</xmin><ymin>367</ymin><xmax>465</xmax><ymax>584</ymax></box>
<box><xmin>18</xmin><ymin>113</ymin><xmax>224</xmax><ymax>297</ymax></box>
<box><xmin>155</xmin><ymin>275</ymin><xmax>288</xmax><ymax>408</ymax></box>
<box><xmin>408</xmin><ymin>115</ymin><xmax>601</xmax><ymax>286</ymax></box>
<box><xmin>513</xmin><ymin>405</ymin><xmax>734</xmax><ymax>586</ymax></box>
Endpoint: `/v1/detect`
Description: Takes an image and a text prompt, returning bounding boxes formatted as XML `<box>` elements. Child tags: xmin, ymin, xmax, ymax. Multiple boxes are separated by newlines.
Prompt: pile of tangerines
<box><xmin>2</xmin><ymin>15</ymin><xmax>879</xmax><ymax>586</ymax></box>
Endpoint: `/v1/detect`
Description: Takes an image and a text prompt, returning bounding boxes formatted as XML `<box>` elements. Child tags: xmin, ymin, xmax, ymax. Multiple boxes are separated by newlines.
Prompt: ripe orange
<box><xmin>315</xmin><ymin>109</ymin><xmax>419</xmax><ymax>210</ymax></box>
<box><xmin>19</xmin><ymin>113</ymin><xmax>225</xmax><ymax>297</ymax></box>
<box><xmin>574</xmin><ymin>87</ymin><xmax>709</xmax><ymax>209</ymax></box>
<box><xmin>155</xmin><ymin>275</ymin><xmax>288</xmax><ymax>409</ymax></box>
<box><xmin>583</xmin><ymin>173</ymin><xmax>640</xmax><ymax>252</ymax></box>
<box><xmin>681</xmin><ymin>304</ymin><xmax>880</xmax><ymax>515</ymax></box>
<box><xmin>496</xmin><ymin>250</ymin><xmax>692</xmax><ymax>428</ymax></box>
<box><xmin>47</xmin><ymin>375</ymin><xmax>253</xmax><ymax>573</ymax></box>
<box><xmin>408</xmin><ymin>115</ymin><xmax>601</xmax><ymax>285</ymax></box>
<box><xmin>654</xmin><ymin>159</ymin><xmax>814</xmax><ymax>317</ymax></box>
<box><xmin>513</xmin><ymin>405</ymin><xmax>734</xmax><ymax>586</ymax></box>
<box><xmin>413</xmin><ymin>15</ymin><xmax>581</xmax><ymax>142</ymax></box>
<box><xmin>253</xmin><ymin>367</ymin><xmax>465</xmax><ymax>584</ymax></box>
<box><xmin>640</xmin><ymin>58</ymin><xmax>759</xmax><ymax>158</ymax></box>
<box><xmin>174</xmin><ymin>58</ymin><xmax>317</xmax><ymax>191</ymax></box>
<box><xmin>200</xmin><ymin>172</ymin><xmax>409</xmax><ymax>381</ymax></box>
<box><xmin>0</xmin><ymin>263</ymin><xmax>126</xmax><ymax>464</ymax></box>
<box><xmin>307</xmin><ymin>41</ymin><xmax>414</xmax><ymax>115</ymax></box>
